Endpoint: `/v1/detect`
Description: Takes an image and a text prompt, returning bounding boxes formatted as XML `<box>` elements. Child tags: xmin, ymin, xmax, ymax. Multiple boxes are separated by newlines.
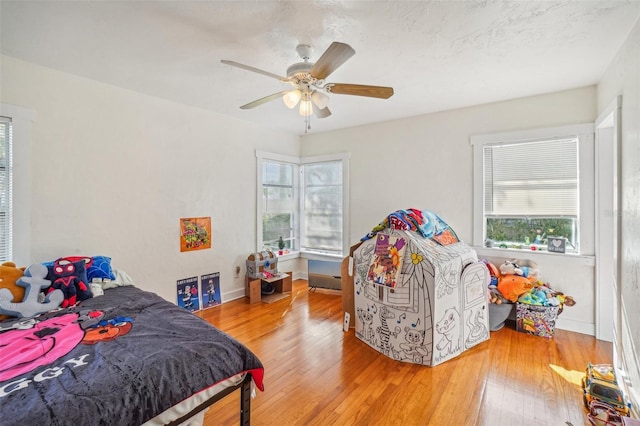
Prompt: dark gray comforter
<box><xmin>0</xmin><ymin>286</ymin><xmax>264</xmax><ymax>425</ymax></box>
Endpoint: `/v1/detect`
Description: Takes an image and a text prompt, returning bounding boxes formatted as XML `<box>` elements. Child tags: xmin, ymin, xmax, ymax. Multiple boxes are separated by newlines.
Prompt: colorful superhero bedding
<box><xmin>0</xmin><ymin>284</ymin><xmax>264</xmax><ymax>426</ymax></box>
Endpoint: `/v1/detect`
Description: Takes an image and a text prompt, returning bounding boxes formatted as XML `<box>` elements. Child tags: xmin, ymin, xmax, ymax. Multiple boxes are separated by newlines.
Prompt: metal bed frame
<box><xmin>167</xmin><ymin>373</ymin><xmax>254</xmax><ymax>426</ymax></box>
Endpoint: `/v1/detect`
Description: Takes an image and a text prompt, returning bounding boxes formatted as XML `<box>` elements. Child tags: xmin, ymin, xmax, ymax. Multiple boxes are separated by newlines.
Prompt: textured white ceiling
<box><xmin>1</xmin><ymin>1</ymin><xmax>639</xmax><ymax>136</ymax></box>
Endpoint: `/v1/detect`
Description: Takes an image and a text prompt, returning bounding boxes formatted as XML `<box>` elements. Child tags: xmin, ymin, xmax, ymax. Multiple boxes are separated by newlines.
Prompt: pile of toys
<box><xmin>582</xmin><ymin>363</ymin><xmax>634</xmax><ymax>425</ymax></box>
<box><xmin>482</xmin><ymin>258</ymin><xmax>576</xmax><ymax>336</ymax></box>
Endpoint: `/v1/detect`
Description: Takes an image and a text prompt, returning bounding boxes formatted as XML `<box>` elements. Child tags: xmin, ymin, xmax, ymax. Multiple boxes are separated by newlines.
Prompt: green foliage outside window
<box><xmin>486</xmin><ymin>217</ymin><xmax>576</xmax><ymax>250</ymax></box>
<box><xmin>262</xmin><ymin>213</ymin><xmax>292</xmax><ymax>249</ymax></box>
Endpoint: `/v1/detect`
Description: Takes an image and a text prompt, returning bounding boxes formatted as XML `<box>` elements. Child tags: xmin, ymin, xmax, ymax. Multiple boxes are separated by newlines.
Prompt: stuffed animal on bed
<box><xmin>0</xmin><ymin>263</ymin><xmax>64</xmax><ymax>318</ymax></box>
<box><xmin>0</xmin><ymin>262</ymin><xmax>27</xmax><ymax>320</ymax></box>
<box><xmin>46</xmin><ymin>259</ymin><xmax>92</xmax><ymax>308</ymax></box>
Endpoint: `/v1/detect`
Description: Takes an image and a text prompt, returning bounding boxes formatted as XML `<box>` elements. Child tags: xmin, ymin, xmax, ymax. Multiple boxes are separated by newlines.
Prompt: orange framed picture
<box><xmin>180</xmin><ymin>217</ymin><xmax>211</xmax><ymax>252</ymax></box>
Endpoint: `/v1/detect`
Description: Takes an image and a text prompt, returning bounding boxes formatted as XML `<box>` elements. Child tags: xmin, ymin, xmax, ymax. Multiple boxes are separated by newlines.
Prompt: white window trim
<box><xmin>470</xmin><ymin>123</ymin><xmax>595</xmax><ymax>258</ymax></box>
<box><xmin>300</xmin><ymin>152</ymin><xmax>350</xmax><ymax>259</ymax></box>
<box><xmin>256</xmin><ymin>150</ymin><xmax>300</xmax><ymax>255</ymax></box>
<box><xmin>256</xmin><ymin>150</ymin><xmax>350</xmax><ymax>260</ymax></box>
<box><xmin>0</xmin><ymin>103</ymin><xmax>34</xmax><ymax>265</ymax></box>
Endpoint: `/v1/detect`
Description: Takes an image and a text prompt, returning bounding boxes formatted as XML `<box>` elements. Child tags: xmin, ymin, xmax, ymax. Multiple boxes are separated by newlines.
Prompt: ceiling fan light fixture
<box><xmin>310</xmin><ymin>90</ymin><xmax>329</xmax><ymax>109</ymax></box>
<box><xmin>299</xmin><ymin>99</ymin><xmax>313</xmax><ymax>117</ymax></box>
<box><xmin>283</xmin><ymin>90</ymin><xmax>301</xmax><ymax>108</ymax></box>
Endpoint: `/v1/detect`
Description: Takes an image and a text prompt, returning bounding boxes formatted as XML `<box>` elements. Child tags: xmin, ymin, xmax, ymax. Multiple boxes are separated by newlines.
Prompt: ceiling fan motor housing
<box><xmin>287</xmin><ymin>62</ymin><xmax>313</xmax><ymax>79</ymax></box>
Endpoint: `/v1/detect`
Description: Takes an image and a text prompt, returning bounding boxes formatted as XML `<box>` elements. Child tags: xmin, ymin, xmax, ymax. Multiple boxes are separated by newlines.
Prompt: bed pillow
<box><xmin>87</xmin><ymin>255</ymin><xmax>116</xmax><ymax>282</ymax></box>
<box><xmin>42</xmin><ymin>255</ymin><xmax>116</xmax><ymax>282</ymax></box>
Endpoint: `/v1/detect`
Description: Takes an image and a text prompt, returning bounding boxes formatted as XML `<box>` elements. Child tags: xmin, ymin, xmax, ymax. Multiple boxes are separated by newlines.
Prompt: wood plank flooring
<box><xmin>197</xmin><ymin>280</ymin><xmax>612</xmax><ymax>426</ymax></box>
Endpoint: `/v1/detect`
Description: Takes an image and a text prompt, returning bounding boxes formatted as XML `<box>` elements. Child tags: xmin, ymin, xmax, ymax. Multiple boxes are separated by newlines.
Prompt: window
<box><xmin>257</xmin><ymin>151</ymin><xmax>349</xmax><ymax>258</ymax></box>
<box><xmin>260</xmin><ymin>156</ymin><xmax>298</xmax><ymax>252</ymax></box>
<box><xmin>472</xmin><ymin>124</ymin><xmax>594</xmax><ymax>255</ymax></box>
<box><xmin>0</xmin><ymin>117</ymin><xmax>12</xmax><ymax>261</ymax></box>
<box><xmin>1</xmin><ymin>103</ymin><xmax>34</xmax><ymax>265</ymax></box>
<box><xmin>301</xmin><ymin>159</ymin><xmax>343</xmax><ymax>255</ymax></box>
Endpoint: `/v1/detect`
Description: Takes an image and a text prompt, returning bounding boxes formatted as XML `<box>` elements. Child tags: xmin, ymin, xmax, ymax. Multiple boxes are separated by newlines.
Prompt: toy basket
<box><xmin>516</xmin><ymin>303</ymin><xmax>559</xmax><ymax>338</ymax></box>
<box><xmin>489</xmin><ymin>302</ymin><xmax>515</xmax><ymax>331</ymax></box>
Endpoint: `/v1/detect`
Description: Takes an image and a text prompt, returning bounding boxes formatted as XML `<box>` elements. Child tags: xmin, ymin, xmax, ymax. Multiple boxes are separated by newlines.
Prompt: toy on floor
<box><xmin>582</xmin><ymin>363</ymin><xmax>631</xmax><ymax>417</ymax></box>
<box><xmin>517</xmin><ymin>284</ymin><xmax>576</xmax><ymax>313</ymax></box>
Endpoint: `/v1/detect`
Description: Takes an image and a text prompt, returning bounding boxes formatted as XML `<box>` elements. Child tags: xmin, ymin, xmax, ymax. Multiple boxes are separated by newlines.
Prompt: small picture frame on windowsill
<box><xmin>547</xmin><ymin>237</ymin><xmax>566</xmax><ymax>253</ymax></box>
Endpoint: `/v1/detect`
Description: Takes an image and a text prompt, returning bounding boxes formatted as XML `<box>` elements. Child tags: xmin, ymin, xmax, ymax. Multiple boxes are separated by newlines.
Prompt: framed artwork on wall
<box><xmin>180</xmin><ymin>217</ymin><xmax>212</xmax><ymax>252</ymax></box>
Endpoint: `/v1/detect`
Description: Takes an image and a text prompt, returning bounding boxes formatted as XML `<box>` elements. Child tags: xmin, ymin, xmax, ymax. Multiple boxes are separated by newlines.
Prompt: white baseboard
<box><xmin>555</xmin><ymin>317</ymin><xmax>595</xmax><ymax>337</ymax></box>
<box><xmin>223</xmin><ymin>287</ymin><xmax>247</xmax><ymax>303</ymax></box>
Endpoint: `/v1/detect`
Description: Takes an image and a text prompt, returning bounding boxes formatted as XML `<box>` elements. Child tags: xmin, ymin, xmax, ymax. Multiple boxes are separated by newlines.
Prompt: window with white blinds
<box><xmin>471</xmin><ymin>123</ymin><xmax>594</xmax><ymax>254</ymax></box>
<box><xmin>0</xmin><ymin>117</ymin><xmax>13</xmax><ymax>262</ymax></box>
<box><xmin>483</xmin><ymin>138</ymin><xmax>578</xmax><ymax>217</ymax></box>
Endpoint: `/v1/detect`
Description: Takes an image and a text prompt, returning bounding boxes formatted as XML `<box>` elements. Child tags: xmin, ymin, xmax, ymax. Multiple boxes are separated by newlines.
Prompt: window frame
<box><xmin>256</xmin><ymin>151</ymin><xmax>350</xmax><ymax>260</ymax></box>
<box><xmin>299</xmin><ymin>152</ymin><xmax>350</xmax><ymax>259</ymax></box>
<box><xmin>256</xmin><ymin>151</ymin><xmax>300</xmax><ymax>256</ymax></box>
<box><xmin>471</xmin><ymin>123</ymin><xmax>595</xmax><ymax>256</ymax></box>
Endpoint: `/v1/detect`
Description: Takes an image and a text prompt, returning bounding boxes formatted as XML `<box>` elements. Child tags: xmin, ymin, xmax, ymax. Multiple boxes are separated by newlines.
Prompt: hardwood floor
<box><xmin>198</xmin><ymin>280</ymin><xmax>612</xmax><ymax>426</ymax></box>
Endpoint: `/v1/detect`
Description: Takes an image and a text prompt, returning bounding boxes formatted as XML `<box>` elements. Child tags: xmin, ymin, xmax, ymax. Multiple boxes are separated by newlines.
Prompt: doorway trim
<box><xmin>594</xmin><ymin>95</ymin><xmax>621</xmax><ymax>343</ymax></box>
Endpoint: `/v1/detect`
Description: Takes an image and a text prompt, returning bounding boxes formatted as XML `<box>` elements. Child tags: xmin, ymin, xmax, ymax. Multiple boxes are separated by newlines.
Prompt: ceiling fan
<box><xmin>221</xmin><ymin>42</ymin><xmax>394</xmax><ymax>125</ymax></box>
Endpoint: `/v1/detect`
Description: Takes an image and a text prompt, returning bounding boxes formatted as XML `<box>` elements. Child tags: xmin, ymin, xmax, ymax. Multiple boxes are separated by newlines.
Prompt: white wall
<box><xmin>0</xmin><ymin>55</ymin><xmax>299</xmax><ymax>304</ymax></box>
<box><xmin>597</xmin><ymin>18</ymin><xmax>640</xmax><ymax>416</ymax></box>
<box><xmin>301</xmin><ymin>86</ymin><xmax>598</xmax><ymax>335</ymax></box>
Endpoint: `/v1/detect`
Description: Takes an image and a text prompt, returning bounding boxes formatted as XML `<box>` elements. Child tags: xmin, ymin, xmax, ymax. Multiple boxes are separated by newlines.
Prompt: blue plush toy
<box><xmin>0</xmin><ymin>263</ymin><xmax>63</xmax><ymax>318</ymax></box>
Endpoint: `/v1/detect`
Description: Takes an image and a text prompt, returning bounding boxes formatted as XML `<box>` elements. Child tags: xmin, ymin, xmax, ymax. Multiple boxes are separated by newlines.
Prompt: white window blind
<box><xmin>0</xmin><ymin>117</ymin><xmax>13</xmax><ymax>262</ymax></box>
<box><xmin>483</xmin><ymin>138</ymin><xmax>578</xmax><ymax>217</ymax></box>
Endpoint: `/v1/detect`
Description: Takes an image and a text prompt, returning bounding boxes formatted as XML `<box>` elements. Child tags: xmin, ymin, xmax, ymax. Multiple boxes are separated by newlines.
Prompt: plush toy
<box><xmin>514</xmin><ymin>259</ymin><xmax>539</xmax><ymax>280</ymax></box>
<box><xmin>46</xmin><ymin>259</ymin><xmax>92</xmax><ymax>308</ymax></box>
<box><xmin>499</xmin><ymin>259</ymin><xmax>540</xmax><ymax>280</ymax></box>
<box><xmin>481</xmin><ymin>260</ymin><xmax>500</xmax><ymax>287</ymax></box>
<box><xmin>518</xmin><ymin>287</ymin><xmax>550</xmax><ymax>305</ymax></box>
<box><xmin>499</xmin><ymin>260</ymin><xmax>523</xmax><ymax>276</ymax></box>
<box><xmin>488</xmin><ymin>288</ymin><xmax>508</xmax><ymax>304</ymax></box>
<box><xmin>497</xmin><ymin>274</ymin><xmax>535</xmax><ymax>303</ymax></box>
<box><xmin>0</xmin><ymin>262</ymin><xmax>27</xmax><ymax>320</ymax></box>
<box><xmin>0</xmin><ymin>263</ymin><xmax>63</xmax><ymax>318</ymax></box>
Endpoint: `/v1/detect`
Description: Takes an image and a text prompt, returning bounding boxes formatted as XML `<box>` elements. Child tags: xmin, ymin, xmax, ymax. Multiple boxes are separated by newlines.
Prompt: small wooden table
<box><xmin>246</xmin><ymin>273</ymin><xmax>292</xmax><ymax>304</ymax></box>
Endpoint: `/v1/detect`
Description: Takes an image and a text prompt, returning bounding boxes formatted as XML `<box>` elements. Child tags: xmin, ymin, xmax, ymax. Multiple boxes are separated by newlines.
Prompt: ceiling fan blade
<box><xmin>313</xmin><ymin>104</ymin><xmax>331</xmax><ymax>119</ymax></box>
<box><xmin>221</xmin><ymin>60</ymin><xmax>288</xmax><ymax>82</ymax></box>
<box><xmin>239</xmin><ymin>91</ymin><xmax>288</xmax><ymax>109</ymax></box>
<box><xmin>325</xmin><ymin>83</ymin><xmax>394</xmax><ymax>99</ymax></box>
<box><xmin>310</xmin><ymin>42</ymin><xmax>355</xmax><ymax>80</ymax></box>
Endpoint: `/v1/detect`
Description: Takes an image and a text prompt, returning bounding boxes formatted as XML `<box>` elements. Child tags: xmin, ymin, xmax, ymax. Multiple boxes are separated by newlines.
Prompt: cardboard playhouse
<box><xmin>352</xmin><ymin>211</ymin><xmax>490</xmax><ymax>366</ymax></box>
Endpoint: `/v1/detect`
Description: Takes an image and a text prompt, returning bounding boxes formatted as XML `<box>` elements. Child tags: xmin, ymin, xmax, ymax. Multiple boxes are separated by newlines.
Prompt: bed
<box><xmin>0</xmin><ymin>277</ymin><xmax>264</xmax><ymax>426</ymax></box>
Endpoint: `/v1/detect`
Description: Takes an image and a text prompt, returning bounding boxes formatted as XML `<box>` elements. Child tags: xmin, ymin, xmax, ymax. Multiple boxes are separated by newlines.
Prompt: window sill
<box><xmin>275</xmin><ymin>251</ymin><xmax>345</xmax><ymax>262</ymax></box>
<box><xmin>275</xmin><ymin>251</ymin><xmax>300</xmax><ymax>262</ymax></box>
<box><xmin>473</xmin><ymin>246</ymin><xmax>595</xmax><ymax>267</ymax></box>
<box><xmin>299</xmin><ymin>251</ymin><xmax>344</xmax><ymax>262</ymax></box>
